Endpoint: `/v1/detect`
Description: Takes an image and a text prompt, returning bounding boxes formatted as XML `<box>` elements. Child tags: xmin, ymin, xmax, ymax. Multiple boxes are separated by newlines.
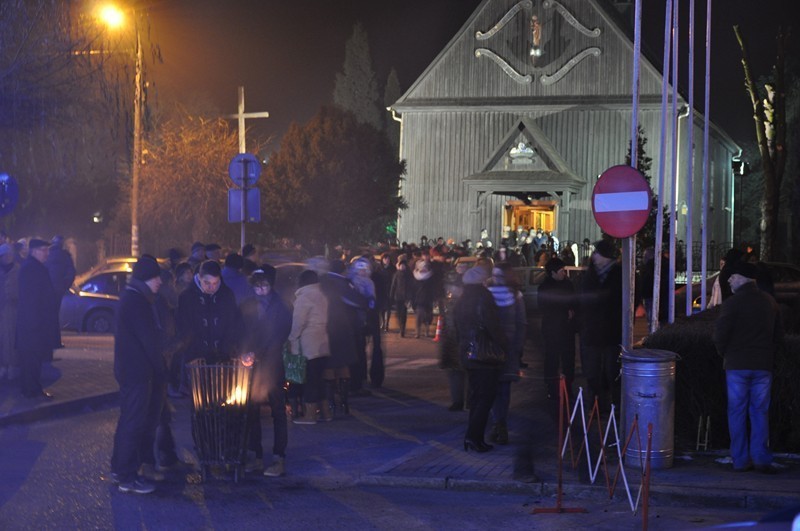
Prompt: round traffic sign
<box><xmin>228</xmin><ymin>153</ymin><xmax>261</xmax><ymax>188</ymax></box>
<box><xmin>592</xmin><ymin>165</ymin><xmax>652</xmax><ymax>238</ymax></box>
<box><xmin>0</xmin><ymin>173</ymin><xmax>20</xmax><ymax>217</ymax></box>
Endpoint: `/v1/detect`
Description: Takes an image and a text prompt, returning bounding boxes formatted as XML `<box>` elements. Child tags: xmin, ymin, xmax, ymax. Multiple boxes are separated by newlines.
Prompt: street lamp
<box><xmin>97</xmin><ymin>4</ymin><xmax>142</xmax><ymax>256</ymax></box>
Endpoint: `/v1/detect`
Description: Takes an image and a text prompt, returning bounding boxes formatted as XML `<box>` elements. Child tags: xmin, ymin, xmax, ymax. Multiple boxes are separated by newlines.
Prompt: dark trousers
<box><xmin>19</xmin><ymin>348</ymin><xmax>49</xmax><ymax>396</ymax></box>
<box><xmin>543</xmin><ymin>332</ymin><xmax>576</xmax><ymax>397</ymax></box>
<box><xmin>111</xmin><ymin>379</ymin><xmax>154</xmax><ymax>482</ymax></box>
<box><xmin>248</xmin><ymin>386</ymin><xmax>288</xmax><ymax>458</ymax></box>
<box><xmin>369</xmin><ymin>315</ymin><xmax>384</xmax><ymax>388</ymax></box>
<box><xmin>465</xmin><ymin>367</ymin><xmax>500</xmax><ymax>443</ymax></box>
<box><xmin>141</xmin><ymin>380</ymin><xmax>178</xmax><ymax>467</ymax></box>
<box><xmin>394</xmin><ymin>302</ymin><xmax>408</xmax><ymax>336</ymax></box>
<box><xmin>580</xmin><ymin>344</ymin><xmax>621</xmax><ymax>411</ymax></box>
<box><xmin>304</xmin><ymin>357</ymin><xmax>327</xmax><ymax>404</ymax></box>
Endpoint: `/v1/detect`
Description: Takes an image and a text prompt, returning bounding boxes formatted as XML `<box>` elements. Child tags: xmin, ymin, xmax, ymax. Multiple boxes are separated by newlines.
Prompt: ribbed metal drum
<box><xmin>620</xmin><ymin>348</ymin><xmax>677</xmax><ymax>469</ymax></box>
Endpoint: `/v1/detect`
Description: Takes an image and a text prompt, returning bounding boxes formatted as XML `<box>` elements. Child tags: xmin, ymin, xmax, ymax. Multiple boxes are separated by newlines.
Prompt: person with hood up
<box><xmin>348</xmin><ymin>256</ymin><xmax>378</xmax><ymax>392</ymax></box>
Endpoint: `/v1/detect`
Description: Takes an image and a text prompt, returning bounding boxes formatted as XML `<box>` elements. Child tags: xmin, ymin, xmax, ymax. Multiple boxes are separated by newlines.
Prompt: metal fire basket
<box><xmin>188</xmin><ymin>359</ymin><xmax>253</xmax><ymax>482</ymax></box>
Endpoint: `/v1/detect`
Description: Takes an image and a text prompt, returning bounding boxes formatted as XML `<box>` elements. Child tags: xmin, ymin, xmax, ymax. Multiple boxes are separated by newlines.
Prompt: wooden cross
<box><xmin>226</xmin><ymin>86</ymin><xmax>269</xmax><ymax>153</ymax></box>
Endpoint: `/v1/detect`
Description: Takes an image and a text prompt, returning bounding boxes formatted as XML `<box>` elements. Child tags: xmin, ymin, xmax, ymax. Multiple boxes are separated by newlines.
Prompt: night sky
<box><xmin>143</xmin><ymin>0</ymin><xmax>796</xmax><ymax>149</ymax></box>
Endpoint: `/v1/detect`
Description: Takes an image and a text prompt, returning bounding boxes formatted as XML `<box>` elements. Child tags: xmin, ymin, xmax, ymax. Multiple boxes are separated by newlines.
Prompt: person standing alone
<box><xmin>713</xmin><ymin>261</ymin><xmax>783</xmax><ymax>474</ymax></box>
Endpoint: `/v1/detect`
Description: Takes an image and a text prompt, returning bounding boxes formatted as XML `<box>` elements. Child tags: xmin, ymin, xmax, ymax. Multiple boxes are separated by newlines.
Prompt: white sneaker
<box><xmin>263</xmin><ymin>456</ymin><xmax>285</xmax><ymax>477</ymax></box>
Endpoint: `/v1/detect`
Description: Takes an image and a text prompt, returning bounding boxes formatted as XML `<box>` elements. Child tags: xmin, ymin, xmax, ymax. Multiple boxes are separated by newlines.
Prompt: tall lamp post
<box><xmin>98</xmin><ymin>4</ymin><xmax>142</xmax><ymax>256</ymax></box>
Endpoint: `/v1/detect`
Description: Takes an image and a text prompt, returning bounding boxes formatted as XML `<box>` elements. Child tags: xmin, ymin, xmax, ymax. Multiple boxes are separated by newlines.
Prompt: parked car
<box><xmin>73</xmin><ymin>255</ymin><xmax>167</xmax><ymax>288</ymax></box>
<box><xmin>59</xmin><ymin>263</ymin><xmax>133</xmax><ymax>333</ymax></box>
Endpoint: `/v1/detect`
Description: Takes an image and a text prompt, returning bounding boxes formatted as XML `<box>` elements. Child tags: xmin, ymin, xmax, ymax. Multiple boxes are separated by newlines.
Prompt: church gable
<box><xmin>395</xmin><ymin>0</ymin><xmax>663</xmax><ymax>106</ymax></box>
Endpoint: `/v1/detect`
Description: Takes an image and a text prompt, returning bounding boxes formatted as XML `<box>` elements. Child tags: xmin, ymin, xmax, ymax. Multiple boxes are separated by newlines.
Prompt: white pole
<box><xmin>700</xmin><ymin>0</ymin><xmax>713</xmax><ymax>310</ymax></box>
<box><xmin>668</xmin><ymin>0</ymin><xmax>680</xmax><ymax>324</ymax></box>
<box><xmin>685</xmin><ymin>0</ymin><xmax>696</xmax><ymax>317</ymax></box>
<box><xmin>652</xmin><ymin>0</ymin><xmax>674</xmax><ymax>334</ymax></box>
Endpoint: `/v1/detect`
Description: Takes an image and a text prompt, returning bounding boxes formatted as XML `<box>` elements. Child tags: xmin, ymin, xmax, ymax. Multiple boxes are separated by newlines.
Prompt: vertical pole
<box><xmin>623</xmin><ymin>0</ymin><xmax>642</xmax><ymax>350</ymax></box>
<box><xmin>652</xmin><ymin>0</ymin><xmax>674</xmax><ymax>334</ymax></box>
<box><xmin>131</xmin><ymin>21</ymin><xmax>142</xmax><ymax>257</ymax></box>
<box><xmin>668</xmin><ymin>0</ymin><xmax>680</xmax><ymax>324</ymax></box>
<box><xmin>700</xmin><ymin>0</ymin><xmax>713</xmax><ymax>310</ymax></box>
<box><xmin>237</xmin><ymin>86</ymin><xmax>247</xmax><ymax>249</ymax></box>
<box><xmin>685</xmin><ymin>0</ymin><xmax>696</xmax><ymax>317</ymax></box>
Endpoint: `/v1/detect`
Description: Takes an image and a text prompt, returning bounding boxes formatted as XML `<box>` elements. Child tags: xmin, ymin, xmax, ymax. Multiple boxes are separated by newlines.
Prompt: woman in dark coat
<box><xmin>453</xmin><ymin>266</ymin><xmax>509</xmax><ymax>452</ymax></box>
<box><xmin>412</xmin><ymin>259</ymin><xmax>436</xmax><ymax>338</ymax></box>
<box><xmin>320</xmin><ymin>259</ymin><xmax>368</xmax><ymax>415</ymax></box>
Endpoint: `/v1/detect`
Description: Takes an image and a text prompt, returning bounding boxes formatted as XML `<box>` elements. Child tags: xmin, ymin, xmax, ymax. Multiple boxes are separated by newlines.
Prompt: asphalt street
<box><xmin>0</xmin><ymin>319</ymin><xmax>798</xmax><ymax>530</ymax></box>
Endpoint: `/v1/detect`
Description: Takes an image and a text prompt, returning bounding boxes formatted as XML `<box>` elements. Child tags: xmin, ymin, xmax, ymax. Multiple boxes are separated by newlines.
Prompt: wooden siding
<box><xmin>399</xmin><ymin>0</ymin><xmax>663</xmax><ymax>105</ymax></box>
<box><xmin>397</xmin><ymin>108</ymin><xmax>736</xmax><ymax>247</ymax></box>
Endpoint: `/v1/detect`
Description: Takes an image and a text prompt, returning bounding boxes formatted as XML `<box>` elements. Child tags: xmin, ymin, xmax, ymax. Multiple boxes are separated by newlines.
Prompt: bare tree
<box><xmin>734</xmin><ymin>25</ymin><xmax>789</xmax><ymax>261</ymax></box>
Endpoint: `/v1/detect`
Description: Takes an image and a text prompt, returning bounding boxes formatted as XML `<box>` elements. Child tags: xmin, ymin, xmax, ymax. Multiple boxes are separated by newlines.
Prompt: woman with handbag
<box><xmin>453</xmin><ymin>266</ymin><xmax>509</xmax><ymax>453</ymax></box>
<box><xmin>288</xmin><ymin>270</ymin><xmax>331</xmax><ymax>424</ymax></box>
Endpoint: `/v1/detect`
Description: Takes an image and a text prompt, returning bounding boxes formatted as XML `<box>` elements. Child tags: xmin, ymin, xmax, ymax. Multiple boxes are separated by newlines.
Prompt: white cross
<box><xmin>225</xmin><ymin>86</ymin><xmax>269</xmax><ymax>153</ymax></box>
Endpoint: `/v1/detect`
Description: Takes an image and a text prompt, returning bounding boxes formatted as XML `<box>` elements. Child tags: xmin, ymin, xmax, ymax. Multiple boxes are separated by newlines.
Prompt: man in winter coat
<box><xmin>110</xmin><ymin>256</ymin><xmax>166</xmax><ymax>494</ymax></box>
<box><xmin>538</xmin><ymin>257</ymin><xmax>576</xmax><ymax>399</ymax></box>
<box><xmin>713</xmin><ymin>261</ymin><xmax>783</xmax><ymax>473</ymax></box>
<box><xmin>45</xmin><ymin>235</ymin><xmax>75</xmax><ymax>349</ymax></box>
<box><xmin>16</xmin><ymin>239</ymin><xmax>59</xmax><ymax>399</ymax></box>
<box><xmin>578</xmin><ymin>240</ymin><xmax>622</xmax><ymax>411</ymax></box>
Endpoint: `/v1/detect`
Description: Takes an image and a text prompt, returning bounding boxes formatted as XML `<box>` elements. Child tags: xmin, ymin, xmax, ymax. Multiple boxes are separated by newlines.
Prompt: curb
<box><xmin>0</xmin><ymin>391</ymin><xmax>119</xmax><ymax>429</ymax></box>
<box><xmin>358</xmin><ymin>473</ymin><xmax>800</xmax><ymax>511</ymax></box>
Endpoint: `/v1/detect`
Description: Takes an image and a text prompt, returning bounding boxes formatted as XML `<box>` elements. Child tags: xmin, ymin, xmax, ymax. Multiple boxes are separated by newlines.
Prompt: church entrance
<box><xmin>504</xmin><ymin>199</ymin><xmax>557</xmax><ymax>233</ymax></box>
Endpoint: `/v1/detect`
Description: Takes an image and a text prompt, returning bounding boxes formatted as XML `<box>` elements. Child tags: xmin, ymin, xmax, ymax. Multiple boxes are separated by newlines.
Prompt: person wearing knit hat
<box><xmin>240</xmin><ymin>262</ymin><xmax>292</xmax><ymax>477</ymax></box>
<box><xmin>714</xmin><ymin>257</ymin><xmax>782</xmax><ymax>473</ymax></box>
<box><xmin>539</xmin><ymin>256</ymin><xmax>576</xmax><ymax>400</ymax></box>
<box><xmin>111</xmin><ymin>254</ymin><xmax>167</xmax><ymax>494</ymax></box>
<box><xmin>579</xmin><ymin>238</ymin><xmax>623</xmax><ymax>412</ymax></box>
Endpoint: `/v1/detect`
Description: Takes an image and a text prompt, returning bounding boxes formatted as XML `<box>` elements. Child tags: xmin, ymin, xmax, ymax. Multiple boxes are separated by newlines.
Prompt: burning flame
<box><xmin>225</xmin><ymin>386</ymin><xmax>248</xmax><ymax>406</ymax></box>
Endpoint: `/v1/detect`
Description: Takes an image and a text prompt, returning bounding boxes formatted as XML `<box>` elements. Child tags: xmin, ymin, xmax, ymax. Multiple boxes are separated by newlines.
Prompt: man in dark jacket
<box><xmin>16</xmin><ymin>239</ymin><xmax>59</xmax><ymax>399</ymax></box>
<box><xmin>579</xmin><ymin>240</ymin><xmax>622</xmax><ymax>411</ymax></box>
<box><xmin>45</xmin><ymin>235</ymin><xmax>76</xmax><ymax>349</ymax></box>
<box><xmin>539</xmin><ymin>257</ymin><xmax>576</xmax><ymax>400</ymax></box>
<box><xmin>713</xmin><ymin>261</ymin><xmax>783</xmax><ymax>473</ymax></box>
<box><xmin>110</xmin><ymin>256</ymin><xmax>166</xmax><ymax>494</ymax></box>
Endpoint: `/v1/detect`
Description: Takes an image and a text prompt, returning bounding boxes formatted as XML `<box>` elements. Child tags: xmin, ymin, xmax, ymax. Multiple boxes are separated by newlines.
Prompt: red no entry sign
<box><xmin>592</xmin><ymin>165</ymin><xmax>652</xmax><ymax>238</ymax></box>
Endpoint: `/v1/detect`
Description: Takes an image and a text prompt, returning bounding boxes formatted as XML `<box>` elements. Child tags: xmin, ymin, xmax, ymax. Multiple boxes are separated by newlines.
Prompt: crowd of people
<box><xmin>2</xmin><ymin>230</ymin><xmax>784</xmax><ymax>494</ymax></box>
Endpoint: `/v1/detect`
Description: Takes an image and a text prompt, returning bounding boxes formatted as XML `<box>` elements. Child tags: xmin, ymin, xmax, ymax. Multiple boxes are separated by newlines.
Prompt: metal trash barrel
<box><xmin>620</xmin><ymin>348</ymin><xmax>677</xmax><ymax>469</ymax></box>
<box><xmin>188</xmin><ymin>359</ymin><xmax>253</xmax><ymax>482</ymax></box>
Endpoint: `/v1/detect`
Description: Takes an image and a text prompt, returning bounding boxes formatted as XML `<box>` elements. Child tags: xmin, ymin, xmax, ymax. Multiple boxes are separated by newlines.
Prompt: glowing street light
<box><xmin>97</xmin><ymin>3</ymin><xmax>143</xmax><ymax>256</ymax></box>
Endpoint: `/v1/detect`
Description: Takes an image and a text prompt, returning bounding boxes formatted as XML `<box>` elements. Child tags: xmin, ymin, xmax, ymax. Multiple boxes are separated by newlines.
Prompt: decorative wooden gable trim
<box><xmin>463</xmin><ymin>117</ymin><xmax>584</xmax><ymax>213</ymax></box>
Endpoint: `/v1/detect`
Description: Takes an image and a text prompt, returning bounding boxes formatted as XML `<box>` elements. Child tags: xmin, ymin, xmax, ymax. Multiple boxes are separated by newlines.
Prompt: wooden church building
<box><xmin>391</xmin><ymin>0</ymin><xmax>740</xmax><ymax>250</ymax></box>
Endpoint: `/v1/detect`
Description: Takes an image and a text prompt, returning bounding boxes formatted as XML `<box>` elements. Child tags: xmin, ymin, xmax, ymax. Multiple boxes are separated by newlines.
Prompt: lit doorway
<box><xmin>504</xmin><ymin>199</ymin><xmax>557</xmax><ymax>232</ymax></box>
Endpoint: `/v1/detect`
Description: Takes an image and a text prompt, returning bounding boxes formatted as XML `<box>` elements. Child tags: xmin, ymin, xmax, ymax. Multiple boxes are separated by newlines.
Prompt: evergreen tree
<box><xmin>262</xmin><ymin>106</ymin><xmax>406</xmax><ymax>247</ymax></box>
<box><xmin>333</xmin><ymin>23</ymin><xmax>382</xmax><ymax>130</ymax></box>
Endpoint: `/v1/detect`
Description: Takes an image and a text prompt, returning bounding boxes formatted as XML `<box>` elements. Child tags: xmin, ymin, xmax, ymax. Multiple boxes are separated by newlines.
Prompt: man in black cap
<box><xmin>45</xmin><ymin>235</ymin><xmax>76</xmax><ymax>350</ymax></box>
<box><xmin>110</xmin><ymin>256</ymin><xmax>166</xmax><ymax>494</ymax></box>
<box><xmin>16</xmin><ymin>238</ymin><xmax>59</xmax><ymax>399</ymax></box>
<box><xmin>713</xmin><ymin>261</ymin><xmax>783</xmax><ymax>474</ymax></box>
<box><xmin>578</xmin><ymin>239</ymin><xmax>622</xmax><ymax>410</ymax></box>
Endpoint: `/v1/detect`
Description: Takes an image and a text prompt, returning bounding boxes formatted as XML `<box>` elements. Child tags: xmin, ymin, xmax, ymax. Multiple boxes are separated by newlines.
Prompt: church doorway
<box><xmin>504</xmin><ymin>199</ymin><xmax>557</xmax><ymax>233</ymax></box>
